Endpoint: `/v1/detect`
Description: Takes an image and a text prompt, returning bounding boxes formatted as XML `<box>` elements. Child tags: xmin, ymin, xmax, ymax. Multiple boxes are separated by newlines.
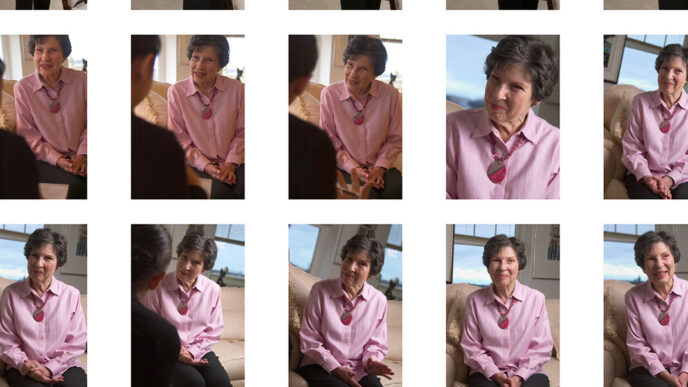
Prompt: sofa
<box><xmin>603</xmin><ymin>84</ymin><xmax>644</xmax><ymax>199</ymax></box>
<box><xmin>603</xmin><ymin>280</ymin><xmax>634</xmax><ymax>387</ymax></box>
<box><xmin>288</xmin><ymin>264</ymin><xmax>402</xmax><ymax>386</ymax></box>
<box><xmin>445</xmin><ymin>283</ymin><xmax>560</xmax><ymax>387</ymax></box>
<box><xmin>0</xmin><ymin>276</ymin><xmax>87</xmax><ymax>387</ymax></box>
<box><xmin>216</xmin><ymin>286</ymin><xmax>246</xmax><ymax>387</ymax></box>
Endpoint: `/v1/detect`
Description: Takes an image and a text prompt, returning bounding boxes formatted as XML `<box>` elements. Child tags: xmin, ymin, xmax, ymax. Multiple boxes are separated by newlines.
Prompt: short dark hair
<box><xmin>654</xmin><ymin>44</ymin><xmax>688</xmax><ymax>73</ymax></box>
<box><xmin>176</xmin><ymin>233</ymin><xmax>218</xmax><ymax>271</ymax></box>
<box><xmin>0</xmin><ymin>58</ymin><xmax>4</xmax><ymax>78</ymax></box>
<box><xmin>482</xmin><ymin>234</ymin><xmax>527</xmax><ymax>271</ymax></box>
<box><xmin>340</xmin><ymin>234</ymin><xmax>385</xmax><ymax>277</ymax></box>
<box><xmin>28</xmin><ymin>35</ymin><xmax>72</xmax><ymax>58</ymax></box>
<box><xmin>186</xmin><ymin>35</ymin><xmax>229</xmax><ymax>69</ymax></box>
<box><xmin>342</xmin><ymin>35</ymin><xmax>387</xmax><ymax>77</ymax></box>
<box><xmin>484</xmin><ymin>35</ymin><xmax>558</xmax><ymax>103</ymax></box>
<box><xmin>289</xmin><ymin>35</ymin><xmax>318</xmax><ymax>83</ymax></box>
<box><xmin>132</xmin><ymin>225</ymin><xmax>172</xmax><ymax>288</ymax></box>
<box><xmin>634</xmin><ymin>231</ymin><xmax>681</xmax><ymax>268</ymax></box>
<box><xmin>132</xmin><ymin>35</ymin><xmax>161</xmax><ymax>61</ymax></box>
<box><xmin>24</xmin><ymin>228</ymin><xmax>68</xmax><ymax>268</ymax></box>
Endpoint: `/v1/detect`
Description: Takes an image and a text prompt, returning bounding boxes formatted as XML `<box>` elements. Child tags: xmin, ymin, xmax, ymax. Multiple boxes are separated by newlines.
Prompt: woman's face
<box><xmin>27</xmin><ymin>244</ymin><xmax>58</xmax><ymax>286</ymax></box>
<box><xmin>657</xmin><ymin>56</ymin><xmax>687</xmax><ymax>99</ymax></box>
<box><xmin>190</xmin><ymin>45</ymin><xmax>221</xmax><ymax>87</ymax></box>
<box><xmin>340</xmin><ymin>249</ymin><xmax>372</xmax><ymax>290</ymax></box>
<box><xmin>33</xmin><ymin>37</ymin><xmax>65</xmax><ymax>81</ymax></box>
<box><xmin>487</xmin><ymin>246</ymin><xmax>520</xmax><ymax>289</ymax></box>
<box><xmin>344</xmin><ymin>55</ymin><xmax>376</xmax><ymax>96</ymax></box>
<box><xmin>642</xmin><ymin>242</ymin><xmax>676</xmax><ymax>289</ymax></box>
<box><xmin>484</xmin><ymin>63</ymin><xmax>537</xmax><ymax>128</ymax></box>
<box><xmin>176</xmin><ymin>250</ymin><xmax>205</xmax><ymax>284</ymax></box>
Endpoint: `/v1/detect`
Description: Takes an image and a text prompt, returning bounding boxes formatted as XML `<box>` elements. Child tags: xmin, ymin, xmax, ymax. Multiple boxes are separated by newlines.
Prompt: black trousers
<box><xmin>468</xmin><ymin>372</ymin><xmax>549</xmax><ymax>387</ymax></box>
<box><xmin>658</xmin><ymin>0</ymin><xmax>688</xmax><ymax>8</ymax></box>
<box><xmin>628</xmin><ymin>367</ymin><xmax>674</xmax><ymax>387</ymax></box>
<box><xmin>624</xmin><ymin>173</ymin><xmax>688</xmax><ymax>199</ymax></box>
<box><xmin>173</xmin><ymin>351</ymin><xmax>232</xmax><ymax>387</ymax></box>
<box><xmin>5</xmin><ymin>366</ymin><xmax>87</xmax><ymax>387</ymax></box>
<box><xmin>37</xmin><ymin>161</ymin><xmax>87</xmax><ymax>199</ymax></box>
<box><xmin>339</xmin><ymin>167</ymin><xmax>402</xmax><ymax>199</ymax></box>
<box><xmin>16</xmin><ymin>0</ymin><xmax>50</xmax><ymax>9</ymax></box>
<box><xmin>298</xmin><ymin>364</ymin><xmax>383</xmax><ymax>387</ymax></box>
<box><xmin>498</xmin><ymin>0</ymin><xmax>539</xmax><ymax>8</ymax></box>
<box><xmin>183</xmin><ymin>0</ymin><xmax>226</xmax><ymax>9</ymax></box>
<box><xmin>341</xmin><ymin>0</ymin><xmax>381</xmax><ymax>9</ymax></box>
<box><xmin>194</xmin><ymin>164</ymin><xmax>245</xmax><ymax>199</ymax></box>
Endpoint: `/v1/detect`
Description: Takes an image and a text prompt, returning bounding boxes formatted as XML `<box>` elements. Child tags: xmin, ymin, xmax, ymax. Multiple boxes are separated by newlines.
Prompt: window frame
<box><xmin>450</xmin><ymin>224</ymin><xmax>516</xmax><ymax>284</ymax></box>
<box><xmin>380</xmin><ymin>225</ymin><xmax>402</xmax><ymax>288</ymax></box>
<box><xmin>211</xmin><ymin>224</ymin><xmax>245</xmax><ymax>278</ymax></box>
<box><xmin>289</xmin><ymin>224</ymin><xmax>323</xmax><ymax>273</ymax></box>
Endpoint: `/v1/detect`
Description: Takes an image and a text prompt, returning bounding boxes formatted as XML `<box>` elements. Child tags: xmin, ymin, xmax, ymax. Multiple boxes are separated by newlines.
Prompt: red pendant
<box><xmin>660</xmin><ymin>120</ymin><xmax>671</xmax><ymax>134</ymax></box>
<box><xmin>488</xmin><ymin>160</ymin><xmax>506</xmax><ymax>183</ymax></box>
<box><xmin>201</xmin><ymin>106</ymin><xmax>213</xmax><ymax>120</ymax></box>
<box><xmin>659</xmin><ymin>311</ymin><xmax>670</xmax><ymax>326</ymax></box>
<box><xmin>177</xmin><ymin>302</ymin><xmax>189</xmax><ymax>315</ymax></box>
<box><xmin>341</xmin><ymin>311</ymin><xmax>352</xmax><ymax>325</ymax></box>
<box><xmin>353</xmin><ymin>112</ymin><xmax>365</xmax><ymax>125</ymax></box>
<box><xmin>498</xmin><ymin>315</ymin><xmax>509</xmax><ymax>329</ymax></box>
<box><xmin>33</xmin><ymin>308</ymin><xmax>44</xmax><ymax>322</ymax></box>
<box><xmin>49</xmin><ymin>100</ymin><xmax>60</xmax><ymax>114</ymax></box>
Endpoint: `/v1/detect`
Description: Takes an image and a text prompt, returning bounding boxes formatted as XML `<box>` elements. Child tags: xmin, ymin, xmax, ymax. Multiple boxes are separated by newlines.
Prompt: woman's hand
<box><xmin>678</xmin><ymin>372</ymin><xmax>688</xmax><ymax>387</ymax></box>
<box><xmin>332</xmin><ymin>366</ymin><xmax>361</xmax><ymax>387</ymax></box>
<box><xmin>364</xmin><ymin>358</ymin><xmax>394</xmax><ymax>379</ymax></box>
<box><xmin>491</xmin><ymin>372</ymin><xmax>510</xmax><ymax>387</ymax></box>
<box><xmin>366</xmin><ymin>167</ymin><xmax>385</xmax><ymax>189</ymax></box>
<box><xmin>352</xmin><ymin>167</ymin><xmax>369</xmax><ymax>183</ymax></box>
<box><xmin>642</xmin><ymin>175</ymin><xmax>671</xmax><ymax>199</ymax></box>
<box><xmin>658</xmin><ymin>176</ymin><xmax>674</xmax><ymax>199</ymax></box>
<box><xmin>70</xmin><ymin>155</ymin><xmax>87</xmax><ymax>176</ymax></box>
<box><xmin>336</xmin><ymin>169</ymin><xmax>374</xmax><ymax>199</ymax></box>
<box><xmin>178</xmin><ymin>346</ymin><xmax>208</xmax><ymax>366</ymax></box>
<box><xmin>204</xmin><ymin>163</ymin><xmax>221</xmax><ymax>179</ymax></box>
<box><xmin>507</xmin><ymin>375</ymin><xmax>523</xmax><ymax>387</ymax></box>
<box><xmin>217</xmin><ymin>163</ymin><xmax>237</xmax><ymax>185</ymax></box>
<box><xmin>57</xmin><ymin>157</ymin><xmax>73</xmax><ymax>173</ymax></box>
<box><xmin>658</xmin><ymin>370</ymin><xmax>682</xmax><ymax>387</ymax></box>
<box><xmin>22</xmin><ymin>361</ymin><xmax>63</xmax><ymax>384</ymax></box>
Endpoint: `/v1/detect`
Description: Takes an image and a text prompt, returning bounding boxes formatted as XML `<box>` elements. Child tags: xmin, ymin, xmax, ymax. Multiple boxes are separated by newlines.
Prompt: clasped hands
<box><xmin>178</xmin><ymin>346</ymin><xmax>208</xmax><ymax>366</ymax></box>
<box><xmin>21</xmin><ymin>360</ymin><xmax>62</xmax><ymax>384</ymax></box>
<box><xmin>332</xmin><ymin>359</ymin><xmax>394</xmax><ymax>387</ymax></box>
<box><xmin>491</xmin><ymin>372</ymin><xmax>523</xmax><ymax>387</ymax></box>
<box><xmin>336</xmin><ymin>167</ymin><xmax>386</xmax><ymax>199</ymax></box>
<box><xmin>352</xmin><ymin>166</ymin><xmax>385</xmax><ymax>190</ymax></box>
<box><xmin>57</xmin><ymin>155</ymin><xmax>87</xmax><ymax>177</ymax></box>
<box><xmin>642</xmin><ymin>175</ymin><xmax>674</xmax><ymax>199</ymax></box>
<box><xmin>204</xmin><ymin>162</ymin><xmax>237</xmax><ymax>185</ymax></box>
<box><xmin>658</xmin><ymin>370</ymin><xmax>688</xmax><ymax>387</ymax></box>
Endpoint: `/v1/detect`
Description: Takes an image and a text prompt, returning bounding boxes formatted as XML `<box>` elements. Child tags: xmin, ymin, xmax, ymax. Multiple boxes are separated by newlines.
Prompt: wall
<box><xmin>48</xmin><ymin>224</ymin><xmax>88</xmax><ymax>293</ymax></box>
<box><xmin>516</xmin><ymin>224</ymin><xmax>560</xmax><ymax>298</ymax></box>
<box><xmin>655</xmin><ymin>225</ymin><xmax>688</xmax><ymax>278</ymax></box>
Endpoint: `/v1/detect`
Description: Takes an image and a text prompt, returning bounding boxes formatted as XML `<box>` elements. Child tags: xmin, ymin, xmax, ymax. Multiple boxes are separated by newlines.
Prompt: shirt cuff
<box><xmin>374</xmin><ymin>158</ymin><xmax>393</xmax><ymax>171</ymax></box>
<box><xmin>483</xmin><ymin>364</ymin><xmax>501</xmax><ymax>380</ymax></box>
<box><xmin>362</xmin><ymin>351</ymin><xmax>383</xmax><ymax>365</ymax></box>
<box><xmin>667</xmin><ymin>171</ymin><xmax>681</xmax><ymax>188</ymax></box>
<box><xmin>342</xmin><ymin>160</ymin><xmax>360</xmax><ymax>175</ymax></box>
<box><xmin>187</xmin><ymin>345</ymin><xmax>206</xmax><ymax>361</ymax></box>
<box><xmin>514</xmin><ymin>367</ymin><xmax>535</xmax><ymax>382</ymax></box>
<box><xmin>225</xmin><ymin>154</ymin><xmax>243</xmax><ymax>165</ymax></box>
<box><xmin>46</xmin><ymin>150</ymin><xmax>63</xmax><ymax>166</ymax></box>
<box><xmin>648</xmin><ymin>360</ymin><xmax>667</xmax><ymax>377</ymax></box>
<box><xmin>633</xmin><ymin>166</ymin><xmax>653</xmax><ymax>182</ymax></box>
<box><xmin>321</xmin><ymin>357</ymin><xmax>341</xmax><ymax>373</ymax></box>
<box><xmin>43</xmin><ymin>359</ymin><xmax>63</xmax><ymax>378</ymax></box>
<box><xmin>193</xmin><ymin>157</ymin><xmax>212</xmax><ymax>173</ymax></box>
<box><xmin>77</xmin><ymin>144</ymin><xmax>87</xmax><ymax>156</ymax></box>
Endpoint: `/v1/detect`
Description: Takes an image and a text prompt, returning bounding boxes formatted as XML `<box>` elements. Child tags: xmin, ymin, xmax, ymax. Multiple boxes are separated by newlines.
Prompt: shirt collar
<box><xmin>338</xmin><ymin>79</ymin><xmax>380</xmax><ymax>102</ymax></box>
<box><xmin>332</xmin><ymin>278</ymin><xmax>372</xmax><ymax>301</ymax></box>
<box><xmin>651</xmin><ymin>89</ymin><xmax>688</xmax><ymax>111</ymax></box>
<box><xmin>31</xmin><ymin>67</ymin><xmax>72</xmax><ymax>92</ymax></box>
<box><xmin>185</xmin><ymin>75</ymin><xmax>226</xmax><ymax>97</ymax></box>
<box><xmin>471</xmin><ymin>108</ymin><xmax>540</xmax><ymax>145</ymax></box>
<box><xmin>165</xmin><ymin>271</ymin><xmax>207</xmax><ymax>294</ymax></box>
<box><xmin>643</xmin><ymin>275</ymin><xmax>685</xmax><ymax>302</ymax></box>
<box><xmin>484</xmin><ymin>280</ymin><xmax>524</xmax><ymax>306</ymax></box>
<box><xmin>20</xmin><ymin>276</ymin><xmax>62</xmax><ymax>298</ymax></box>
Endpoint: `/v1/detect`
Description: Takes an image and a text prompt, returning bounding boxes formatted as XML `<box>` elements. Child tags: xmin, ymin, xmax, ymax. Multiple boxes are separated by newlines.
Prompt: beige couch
<box><xmin>604</xmin><ymin>84</ymin><xmax>644</xmax><ymax>199</ymax></box>
<box><xmin>288</xmin><ymin>264</ymin><xmax>402</xmax><ymax>386</ymax></box>
<box><xmin>134</xmin><ymin>80</ymin><xmax>172</xmax><ymax>129</ymax></box>
<box><xmin>0</xmin><ymin>276</ymin><xmax>87</xmax><ymax>387</ymax></box>
<box><xmin>446</xmin><ymin>283</ymin><xmax>560</xmax><ymax>387</ymax></box>
<box><xmin>216</xmin><ymin>286</ymin><xmax>245</xmax><ymax>387</ymax></box>
<box><xmin>1</xmin><ymin>80</ymin><xmax>18</xmax><ymax>133</ymax></box>
<box><xmin>604</xmin><ymin>280</ymin><xmax>634</xmax><ymax>387</ymax></box>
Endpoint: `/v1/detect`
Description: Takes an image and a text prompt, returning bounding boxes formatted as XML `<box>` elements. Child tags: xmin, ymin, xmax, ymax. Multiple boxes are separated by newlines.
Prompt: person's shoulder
<box><xmin>375</xmin><ymin>80</ymin><xmax>399</xmax><ymax>95</ymax></box>
<box><xmin>168</xmin><ymin>77</ymin><xmax>190</xmax><ymax>96</ymax></box>
<box><xmin>447</xmin><ymin>108</ymin><xmax>483</xmax><ymax>131</ymax></box>
<box><xmin>311</xmin><ymin>278</ymin><xmax>339</xmax><ymax>294</ymax></box>
<box><xmin>632</xmin><ymin>90</ymin><xmax>655</xmax><ymax>103</ymax></box>
<box><xmin>519</xmin><ymin>282</ymin><xmax>546</xmax><ymax>302</ymax></box>
<box><xmin>14</xmin><ymin>72</ymin><xmax>36</xmax><ymax>91</ymax></box>
<box><xmin>222</xmin><ymin>76</ymin><xmax>243</xmax><ymax>91</ymax></box>
<box><xmin>53</xmin><ymin>277</ymin><xmax>81</xmax><ymax>297</ymax></box>
<box><xmin>66</xmin><ymin>67</ymin><xmax>86</xmax><ymax>82</ymax></box>
<box><xmin>199</xmin><ymin>274</ymin><xmax>221</xmax><ymax>293</ymax></box>
<box><xmin>322</xmin><ymin>81</ymin><xmax>346</xmax><ymax>98</ymax></box>
<box><xmin>290</xmin><ymin>114</ymin><xmax>327</xmax><ymax>138</ymax></box>
<box><xmin>132</xmin><ymin>115</ymin><xmax>177</xmax><ymax>143</ymax></box>
<box><xmin>365</xmin><ymin>283</ymin><xmax>387</xmax><ymax>303</ymax></box>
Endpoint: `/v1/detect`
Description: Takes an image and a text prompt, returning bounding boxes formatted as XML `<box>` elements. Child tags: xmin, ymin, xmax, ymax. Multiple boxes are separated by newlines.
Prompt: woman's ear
<box><xmin>532</xmin><ymin>100</ymin><xmax>542</xmax><ymax>107</ymax></box>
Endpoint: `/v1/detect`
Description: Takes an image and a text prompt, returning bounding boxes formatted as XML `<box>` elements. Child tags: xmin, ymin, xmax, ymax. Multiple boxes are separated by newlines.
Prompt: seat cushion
<box><xmin>0</xmin><ymin>91</ymin><xmax>16</xmax><ymax>133</ymax></box>
<box><xmin>213</xmin><ymin>340</ymin><xmax>244</xmax><ymax>381</ymax></box>
<box><xmin>381</xmin><ymin>359</ymin><xmax>402</xmax><ymax>386</ymax></box>
<box><xmin>221</xmin><ymin>287</ymin><xmax>244</xmax><ymax>341</ymax></box>
<box><xmin>289</xmin><ymin>91</ymin><xmax>320</xmax><ymax>127</ymax></box>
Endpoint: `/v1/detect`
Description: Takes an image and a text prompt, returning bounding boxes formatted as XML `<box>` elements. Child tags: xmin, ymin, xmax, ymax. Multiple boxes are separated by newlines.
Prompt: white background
<box><xmin>1</xmin><ymin>0</ymin><xmax>679</xmax><ymax>385</ymax></box>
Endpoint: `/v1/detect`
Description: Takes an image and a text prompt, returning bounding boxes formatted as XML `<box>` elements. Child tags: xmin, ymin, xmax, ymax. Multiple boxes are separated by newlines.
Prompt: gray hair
<box><xmin>634</xmin><ymin>231</ymin><xmax>680</xmax><ymax>268</ymax></box>
<box><xmin>340</xmin><ymin>234</ymin><xmax>385</xmax><ymax>276</ymax></box>
<box><xmin>655</xmin><ymin>44</ymin><xmax>688</xmax><ymax>73</ymax></box>
<box><xmin>482</xmin><ymin>234</ymin><xmax>527</xmax><ymax>271</ymax></box>
<box><xmin>176</xmin><ymin>233</ymin><xmax>218</xmax><ymax>271</ymax></box>
<box><xmin>24</xmin><ymin>228</ymin><xmax>67</xmax><ymax>268</ymax></box>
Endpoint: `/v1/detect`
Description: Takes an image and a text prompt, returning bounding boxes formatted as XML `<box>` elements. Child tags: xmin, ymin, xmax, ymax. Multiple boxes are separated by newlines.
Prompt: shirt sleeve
<box><xmin>0</xmin><ymin>289</ymin><xmax>29</xmax><ymax>372</ymax></box>
<box><xmin>77</xmin><ymin>76</ymin><xmax>87</xmax><ymax>156</ymax></box>
<box><xmin>621</xmin><ymin>96</ymin><xmax>653</xmax><ymax>181</ymax></box>
<box><xmin>545</xmin><ymin>167</ymin><xmax>560</xmax><ymax>199</ymax></box>
<box><xmin>513</xmin><ymin>296</ymin><xmax>553</xmax><ymax>381</ymax></box>
<box><xmin>319</xmin><ymin>90</ymin><xmax>360</xmax><ymax>173</ymax></box>
<box><xmin>186</xmin><ymin>288</ymin><xmax>223</xmax><ymax>360</ymax></box>
<box><xmin>373</xmin><ymin>91</ymin><xmax>402</xmax><ymax>170</ymax></box>
<box><xmin>224</xmin><ymin>84</ymin><xmax>245</xmax><ymax>165</ymax></box>
<box><xmin>14</xmin><ymin>83</ymin><xmax>62</xmax><ymax>165</ymax></box>
<box><xmin>446</xmin><ymin>114</ymin><xmax>458</xmax><ymax>199</ymax></box>
<box><xmin>361</xmin><ymin>298</ymin><xmax>388</xmax><ymax>365</ymax></box>
<box><xmin>43</xmin><ymin>291</ymin><xmax>87</xmax><ymax>377</ymax></box>
<box><xmin>167</xmin><ymin>87</ymin><xmax>212</xmax><ymax>172</ymax></box>
<box><xmin>299</xmin><ymin>284</ymin><xmax>342</xmax><ymax>373</ymax></box>
<box><xmin>625</xmin><ymin>291</ymin><xmax>666</xmax><ymax>376</ymax></box>
<box><xmin>460</xmin><ymin>295</ymin><xmax>501</xmax><ymax>379</ymax></box>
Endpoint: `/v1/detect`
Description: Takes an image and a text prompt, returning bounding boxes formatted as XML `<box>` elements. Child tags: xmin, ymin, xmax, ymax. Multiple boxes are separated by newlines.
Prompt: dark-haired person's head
<box><xmin>131</xmin><ymin>225</ymin><xmax>172</xmax><ymax>297</ymax></box>
<box><xmin>289</xmin><ymin>35</ymin><xmax>318</xmax><ymax>104</ymax></box>
<box><xmin>132</xmin><ymin>35</ymin><xmax>162</xmax><ymax>109</ymax></box>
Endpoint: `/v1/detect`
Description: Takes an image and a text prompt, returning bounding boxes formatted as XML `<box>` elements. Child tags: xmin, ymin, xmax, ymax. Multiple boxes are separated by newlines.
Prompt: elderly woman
<box><xmin>15</xmin><ymin>35</ymin><xmax>87</xmax><ymax>199</ymax></box>
<box><xmin>132</xmin><ymin>225</ymin><xmax>181</xmax><ymax>387</ymax></box>
<box><xmin>625</xmin><ymin>231</ymin><xmax>688</xmax><ymax>387</ymax></box>
<box><xmin>0</xmin><ymin>229</ymin><xmax>87</xmax><ymax>387</ymax></box>
<box><xmin>167</xmin><ymin>35</ymin><xmax>245</xmax><ymax>199</ymax></box>
<box><xmin>319</xmin><ymin>35</ymin><xmax>402</xmax><ymax>199</ymax></box>
<box><xmin>461</xmin><ymin>235</ymin><xmax>553</xmax><ymax>387</ymax></box>
<box><xmin>146</xmin><ymin>232</ymin><xmax>232</xmax><ymax>387</ymax></box>
<box><xmin>446</xmin><ymin>36</ymin><xmax>559</xmax><ymax>199</ymax></box>
<box><xmin>622</xmin><ymin>44</ymin><xmax>688</xmax><ymax>199</ymax></box>
<box><xmin>298</xmin><ymin>234</ymin><xmax>394</xmax><ymax>387</ymax></box>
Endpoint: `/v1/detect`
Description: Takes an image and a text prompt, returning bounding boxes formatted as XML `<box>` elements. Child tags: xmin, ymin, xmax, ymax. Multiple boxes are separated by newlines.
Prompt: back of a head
<box><xmin>289</xmin><ymin>35</ymin><xmax>318</xmax><ymax>83</ymax></box>
<box><xmin>131</xmin><ymin>224</ymin><xmax>171</xmax><ymax>289</ymax></box>
<box><xmin>132</xmin><ymin>35</ymin><xmax>161</xmax><ymax>61</ymax></box>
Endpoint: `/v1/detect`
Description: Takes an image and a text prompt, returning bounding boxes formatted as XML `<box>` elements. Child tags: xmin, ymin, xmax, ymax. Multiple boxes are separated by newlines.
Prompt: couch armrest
<box><xmin>447</xmin><ymin>350</ymin><xmax>456</xmax><ymax>387</ymax></box>
<box><xmin>289</xmin><ymin>370</ymin><xmax>309</xmax><ymax>387</ymax></box>
<box><xmin>446</xmin><ymin>342</ymin><xmax>466</xmax><ymax>384</ymax></box>
<box><xmin>289</xmin><ymin>329</ymin><xmax>302</xmax><ymax>372</ymax></box>
<box><xmin>605</xmin><ymin>339</ymin><xmax>628</xmax><ymax>385</ymax></box>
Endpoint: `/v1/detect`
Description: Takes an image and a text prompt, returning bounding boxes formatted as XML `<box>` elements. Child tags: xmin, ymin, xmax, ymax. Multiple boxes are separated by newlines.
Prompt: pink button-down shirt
<box><xmin>461</xmin><ymin>281</ymin><xmax>553</xmax><ymax>381</ymax></box>
<box><xmin>625</xmin><ymin>276</ymin><xmax>688</xmax><ymax>376</ymax></box>
<box><xmin>622</xmin><ymin>90</ymin><xmax>688</xmax><ymax>187</ymax></box>
<box><xmin>167</xmin><ymin>76</ymin><xmax>245</xmax><ymax>172</ymax></box>
<box><xmin>319</xmin><ymin>80</ymin><xmax>402</xmax><ymax>173</ymax></box>
<box><xmin>145</xmin><ymin>272</ymin><xmax>223</xmax><ymax>360</ymax></box>
<box><xmin>446</xmin><ymin>108</ymin><xmax>559</xmax><ymax>199</ymax></box>
<box><xmin>299</xmin><ymin>278</ymin><xmax>388</xmax><ymax>381</ymax></box>
<box><xmin>14</xmin><ymin>68</ymin><xmax>87</xmax><ymax>166</ymax></box>
<box><xmin>0</xmin><ymin>277</ymin><xmax>86</xmax><ymax>377</ymax></box>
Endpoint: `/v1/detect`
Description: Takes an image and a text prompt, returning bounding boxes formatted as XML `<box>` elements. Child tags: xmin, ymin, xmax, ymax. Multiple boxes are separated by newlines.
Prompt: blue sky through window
<box><xmin>289</xmin><ymin>225</ymin><xmax>320</xmax><ymax>271</ymax></box>
<box><xmin>212</xmin><ymin>224</ymin><xmax>244</xmax><ymax>277</ymax></box>
<box><xmin>604</xmin><ymin>241</ymin><xmax>646</xmax><ymax>282</ymax></box>
<box><xmin>617</xmin><ymin>35</ymin><xmax>686</xmax><ymax>91</ymax></box>
<box><xmin>447</xmin><ymin>35</ymin><xmax>495</xmax><ymax>108</ymax></box>
<box><xmin>0</xmin><ymin>239</ymin><xmax>28</xmax><ymax>281</ymax></box>
<box><xmin>452</xmin><ymin>244</ymin><xmax>490</xmax><ymax>285</ymax></box>
<box><xmin>380</xmin><ymin>225</ymin><xmax>402</xmax><ymax>286</ymax></box>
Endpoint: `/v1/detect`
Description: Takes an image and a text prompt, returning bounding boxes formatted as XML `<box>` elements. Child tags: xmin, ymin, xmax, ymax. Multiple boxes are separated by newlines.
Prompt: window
<box><xmin>213</xmin><ymin>224</ymin><xmax>244</xmax><ymax>278</ymax></box>
<box><xmin>221</xmin><ymin>36</ymin><xmax>246</xmax><ymax>81</ymax></box>
<box><xmin>447</xmin><ymin>35</ymin><xmax>496</xmax><ymax>109</ymax></box>
<box><xmin>289</xmin><ymin>224</ymin><xmax>320</xmax><ymax>272</ymax></box>
<box><xmin>380</xmin><ymin>224</ymin><xmax>402</xmax><ymax>286</ymax></box>
<box><xmin>451</xmin><ymin>224</ymin><xmax>516</xmax><ymax>285</ymax></box>
<box><xmin>379</xmin><ymin>35</ymin><xmax>402</xmax><ymax>91</ymax></box>
<box><xmin>0</xmin><ymin>224</ymin><xmax>44</xmax><ymax>281</ymax></box>
<box><xmin>604</xmin><ymin>224</ymin><xmax>653</xmax><ymax>283</ymax></box>
<box><xmin>66</xmin><ymin>34</ymin><xmax>87</xmax><ymax>72</ymax></box>
<box><xmin>617</xmin><ymin>35</ymin><xmax>686</xmax><ymax>91</ymax></box>
<box><xmin>604</xmin><ymin>224</ymin><xmax>655</xmax><ymax>235</ymax></box>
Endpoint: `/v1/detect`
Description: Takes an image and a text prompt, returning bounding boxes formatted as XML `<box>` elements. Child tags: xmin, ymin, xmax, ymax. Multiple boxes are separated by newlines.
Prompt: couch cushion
<box><xmin>0</xmin><ymin>91</ymin><xmax>16</xmax><ymax>133</ymax></box>
<box><xmin>542</xmin><ymin>358</ymin><xmax>559</xmax><ymax>387</ymax></box>
<box><xmin>289</xmin><ymin>91</ymin><xmax>320</xmax><ymax>127</ymax></box>
<box><xmin>213</xmin><ymin>339</ymin><xmax>244</xmax><ymax>381</ymax></box>
<box><xmin>545</xmin><ymin>298</ymin><xmax>559</xmax><ymax>359</ymax></box>
<box><xmin>604</xmin><ymin>84</ymin><xmax>643</xmax><ymax>129</ymax></box>
<box><xmin>386</xmin><ymin>300</ymin><xmax>402</xmax><ymax>361</ymax></box>
<box><xmin>446</xmin><ymin>100</ymin><xmax>465</xmax><ymax>115</ymax></box>
<box><xmin>446</xmin><ymin>284</ymin><xmax>480</xmax><ymax>348</ymax></box>
<box><xmin>134</xmin><ymin>89</ymin><xmax>168</xmax><ymax>128</ymax></box>
<box><xmin>609</xmin><ymin>91</ymin><xmax>633</xmax><ymax>144</ymax></box>
<box><xmin>288</xmin><ymin>264</ymin><xmax>321</xmax><ymax>334</ymax></box>
<box><xmin>381</xmin><ymin>359</ymin><xmax>402</xmax><ymax>386</ymax></box>
<box><xmin>221</xmin><ymin>287</ymin><xmax>244</xmax><ymax>341</ymax></box>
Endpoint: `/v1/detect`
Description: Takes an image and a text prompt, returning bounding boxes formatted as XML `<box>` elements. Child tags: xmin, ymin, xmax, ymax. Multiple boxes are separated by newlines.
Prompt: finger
<box><xmin>351</xmin><ymin>169</ymin><xmax>361</xmax><ymax>194</ymax></box>
<box><xmin>381</xmin><ymin>374</ymin><xmax>393</xmax><ymax>379</ymax></box>
<box><xmin>349</xmin><ymin>379</ymin><xmax>362</xmax><ymax>387</ymax></box>
<box><xmin>336</xmin><ymin>170</ymin><xmax>348</xmax><ymax>188</ymax></box>
<box><xmin>359</xmin><ymin>180</ymin><xmax>374</xmax><ymax>199</ymax></box>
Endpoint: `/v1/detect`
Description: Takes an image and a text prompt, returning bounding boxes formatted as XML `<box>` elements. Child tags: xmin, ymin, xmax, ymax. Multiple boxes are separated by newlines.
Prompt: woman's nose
<box><xmin>494</xmin><ymin>84</ymin><xmax>508</xmax><ymax>100</ymax></box>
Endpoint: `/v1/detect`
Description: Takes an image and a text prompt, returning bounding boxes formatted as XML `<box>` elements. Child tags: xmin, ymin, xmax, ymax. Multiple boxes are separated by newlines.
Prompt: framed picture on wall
<box><xmin>531</xmin><ymin>224</ymin><xmax>560</xmax><ymax>280</ymax></box>
<box><xmin>604</xmin><ymin>35</ymin><xmax>625</xmax><ymax>84</ymax></box>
